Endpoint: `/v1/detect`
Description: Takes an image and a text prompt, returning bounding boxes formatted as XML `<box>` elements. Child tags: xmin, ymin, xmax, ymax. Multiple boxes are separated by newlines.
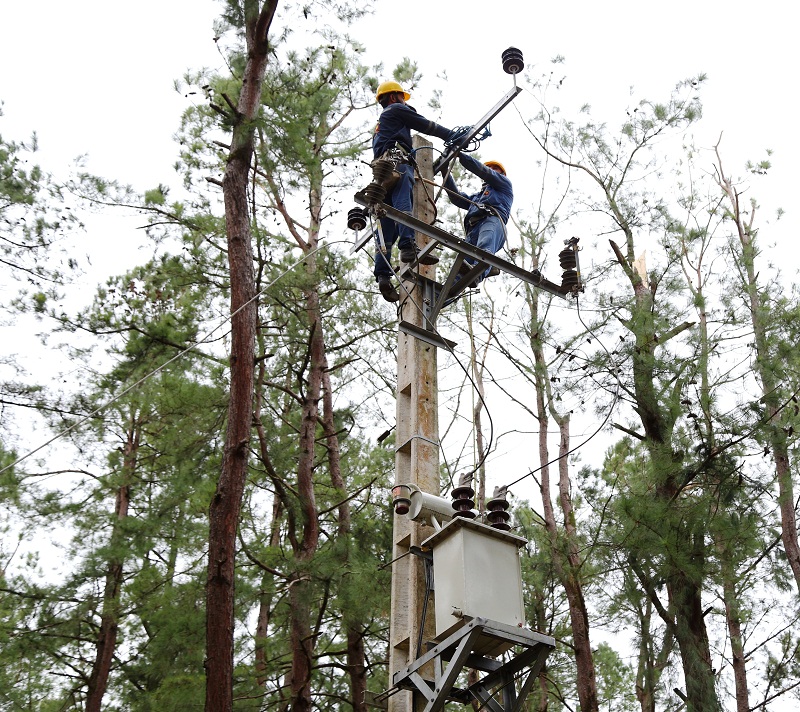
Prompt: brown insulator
<box><xmin>452</xmin><ymin>473</ymin><xmax>476</xmax><ymax>518</ymax></box>
<box><xmin>451</xmin><ymin>487</ymin><xmax>476</xmax><ymax>518</ymax></box>
<box><xmin>486</xmin><ymin>488</ymin><xmax>511</xmax><ymax>530</ymax></box>
<box><xmin>559</xmin><ymin>247</ymin><xmax>577</xmax><ymax>270</ymax></box>
<box><xmin>347</xmin><ymin>207</ymin><xmax>367</xmax><ymax>232</ymax></box>
<box><xmin>362</xmin><ymin>183</ymin><xmax>386</xmax><ymax>204</ymax></box>
<box><xmin>561</xmin><ymin>270</ymin><xmax>580</xmax><ymax>291</ymax></box>
<box><xmin>371</xmin><ymin>158</ymin><xmax>396</xmax><ymax>184</ymax></box>
<box><xmin>501</xmin><ymin>47</ymin><xmax>524</xmax><ymax>75</ymax></box>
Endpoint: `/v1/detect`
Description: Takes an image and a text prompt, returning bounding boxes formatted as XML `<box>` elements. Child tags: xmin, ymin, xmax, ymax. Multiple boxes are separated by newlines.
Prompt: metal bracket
<box><xmin>354</xmin><ymin>194</ymin><xmax>565</xmax><ymax>299</ymax></box>
<box><xmin>352</xmin><ymin>226</ymin><xmax>377</xmax><ymax>255</ymax></box>
<box><xmin>398</xmin><ymin>320</ymin><xmax>457</xmax><ymax>351</ymax></box>
<box><xmin>378</xmin><ymin>617</ymin><xmax>555</xmax><ymax>712</ymax></box>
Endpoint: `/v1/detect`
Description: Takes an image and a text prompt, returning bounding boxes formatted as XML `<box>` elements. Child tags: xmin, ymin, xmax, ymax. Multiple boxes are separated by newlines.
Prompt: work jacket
<box><xmin>443</xmin><ymin>153</ymin><xmax>513</xmax><ymax>224</ymax></box>
<box><xmin>373</xmin><ymin>103</ymin><xmax>451</xmax><ymax>158</ymax></box>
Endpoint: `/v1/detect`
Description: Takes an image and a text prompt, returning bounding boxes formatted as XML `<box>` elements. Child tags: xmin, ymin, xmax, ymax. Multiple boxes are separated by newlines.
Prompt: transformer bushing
<box><xmin>486</xmin><ymin>487</ymin><xmax>511</xmax><ymax>531</ymax></box>
<box><xmin>451</xmin><ymin>473</ymin><xmax>476</xmax><ymax>519</ymax></box>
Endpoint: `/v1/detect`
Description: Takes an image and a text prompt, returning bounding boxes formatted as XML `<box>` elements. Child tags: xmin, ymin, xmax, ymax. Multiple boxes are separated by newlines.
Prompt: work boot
<box><xmin>487</xmin><ymin>266</ymin><xmax>501</xmax><ymax>277</ymax></box>
<box><xmin>377</xmin><ymin>277</ymin><xmax>400</xmax><ymax>303</ymax></box>
<box><xmin>400</xmin><ymin>244</ymin><xmax>438</xmax><ymax>266</ymax></box>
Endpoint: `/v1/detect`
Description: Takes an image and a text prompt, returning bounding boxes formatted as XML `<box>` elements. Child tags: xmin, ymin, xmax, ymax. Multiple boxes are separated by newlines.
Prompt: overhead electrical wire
<box><xmin>376</xmin><ymin>225</ymin><xmax>493</xmax><ymax>488</ymax></box>
<box><xmin>0</xmin><ymin>238</ymin><xmax>350</xmax><ymax>477</ymax></box>
<box><xmin>501</xmin><ymin>295</ymin><xmax>621</xmax><ymax>490</ymax></box>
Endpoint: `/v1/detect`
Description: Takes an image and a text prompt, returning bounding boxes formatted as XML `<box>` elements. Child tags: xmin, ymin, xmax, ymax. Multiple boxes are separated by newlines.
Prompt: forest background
<box><xmin>1</xmin><ymin>0</ymin><xmax>799</xmax><ymax>711</ymax></box>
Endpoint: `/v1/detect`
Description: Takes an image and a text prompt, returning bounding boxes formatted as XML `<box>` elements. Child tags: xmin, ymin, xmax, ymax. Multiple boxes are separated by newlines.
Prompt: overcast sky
<box><xmin>2</xmin><ymin>0</ymin><xmax>793</xmax><ymax>276</ymax></box>
<box><xmin>1</xmin><ymin>0</ymin><xmax>796</xmax><ymax>464</ymax></box>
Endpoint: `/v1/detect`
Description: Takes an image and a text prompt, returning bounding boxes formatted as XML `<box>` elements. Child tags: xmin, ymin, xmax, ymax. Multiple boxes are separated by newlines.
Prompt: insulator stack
<box><xmin>371</xmin><ymin>158</ymin><xmax>396</xmax><ymax>184</ymax></box>
<box><xmin>502</xmin><ymin>47</ymin><xmax>524</xmax><ymax>75</ymax></box>
<box><xmin>558</xmin><ymin>247</ymin><xmax>577</xmax><ymax>270</ymax></box>
<box><xmin>362</xmin><ymin>182</ymin><xmax>386</xmax><ymax>204</ymax></box>
<box><xmin>558</xmin><ymin>237</ymin><xmax>582</xmax><ymax>294</ymax></box>
<box><xmin>347</xmin><ymin>207</ymin><xmax>367</xmax><ymax>232</ymax></box>
<box><xmin>486</xmin><ymin>485</ymin><xmax>511</xmax><ymax>530</ymax></box>
<box><xmin>451</xmin><ymin>473</ymin><xmax>476</xmax><ymax>519</ymax></box>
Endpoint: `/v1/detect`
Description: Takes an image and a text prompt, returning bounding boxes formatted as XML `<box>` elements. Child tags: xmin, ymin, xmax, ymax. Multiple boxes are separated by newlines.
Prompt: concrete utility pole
<box><xmin>388</xmin><ymin>135</ymin><xmax>439</xmax><ymax>712</ymax></box>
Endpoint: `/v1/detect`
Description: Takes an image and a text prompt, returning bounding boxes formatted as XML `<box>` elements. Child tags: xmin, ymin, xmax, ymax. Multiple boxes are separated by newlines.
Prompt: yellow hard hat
<box><xmin>376</xmin><ymin>80</ymin><xmax>411</xmax><ymax>102</ymax></box>
<box><xmin>484</xmin><ymin>160</ymin><xmax>507</xmax><ymax>175</ymax></box>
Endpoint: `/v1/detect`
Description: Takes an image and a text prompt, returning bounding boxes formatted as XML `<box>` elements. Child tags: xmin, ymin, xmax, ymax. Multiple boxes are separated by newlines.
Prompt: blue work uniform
<box><xmin>443</xmin><ymin>154</ymin><xmax>513</xmax><ymax>282</ymax></box>
<box><xmin>372</xmin><ymin>103</ymin><xmax>451</xmax><ymax>281</ymax></box>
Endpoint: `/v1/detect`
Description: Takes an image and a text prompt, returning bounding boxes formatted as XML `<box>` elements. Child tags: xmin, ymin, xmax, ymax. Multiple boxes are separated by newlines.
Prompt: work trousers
<box><xmin>464</xmin><ymin>215</ymin><xmax>506</xmax><ymax>282</ymax></box>
<box><xmin>374</xmin><ymin>163</ymin><xmax>415</xmax><ymax>281</ymax></box>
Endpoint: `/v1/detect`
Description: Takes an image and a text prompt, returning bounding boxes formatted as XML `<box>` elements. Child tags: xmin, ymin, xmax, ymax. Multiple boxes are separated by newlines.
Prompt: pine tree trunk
<box><xmin>529</xmin><ymin>287</ymin><xmax>599</xmax><ymax>712</ymax></box>
<box><xmin>718</xmin><ymin>541</ymin><xmax>749</xmax><ymax>712</ymax></box>
<box><xmin>205</xmin><ymin>4</ymin><xmax>278</xmax><ymax>711</ymax></box>
<box><xmin>254</xmin><ymin>496</ymin><xmax>283</xmax><ymax>687</ymax></box>
<box><xmin>321</xmin><ymin>365</ymin><xmax>367</xmax><ymax>711</ymax></box>
<box><xmin>607</xmin><ymin>239</ymin><xmax>721</xmax><ymax>711</ymax></box>
<box><xmin>287</xmin><ymin>250</ymin><xmax>324</xmax><ymax>710</ymax></box>
<box><xmin>634</xmin><ymin>603</ymin><xmax>656</xmax><ymax>712</ymax></box>
<box><xmin>665</xmin><ymin>532</ymin><xmax>718</xmax><ymax>712</ymax></box>
<box><xmin>634</xmin><ymin>599</ymin><xmax>673</xmax><ymax>712</ymax></box>
<box><xmin>716</xmin><ymin>153</ymin><xmax>800</xmax><ymax>592</ymax></box>
<box><xmin>556</xmin><ymin>416</ymin><xmax>599</xmax><ymax>712</ymax></box>
<box><xmin>85</xmin><ymin>419</ymin><xmax>138</xmax><ymax>712</ymax></box>
<box><xmin>346</xmin><ymin>628</ymin><xmax>368</xmax><ymax>712</ymax></box>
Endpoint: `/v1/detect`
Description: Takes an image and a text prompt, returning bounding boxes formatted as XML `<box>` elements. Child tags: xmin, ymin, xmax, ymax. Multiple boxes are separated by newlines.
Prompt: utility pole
<box><xmin>351</xmin><ymin>63</ymin><xmax>569</xmax><ymax>706</ymax></box>
<box><xmin>388</xmin><ymin>135</ymin><xmax>439</xmax><ymax>712</ymax></box>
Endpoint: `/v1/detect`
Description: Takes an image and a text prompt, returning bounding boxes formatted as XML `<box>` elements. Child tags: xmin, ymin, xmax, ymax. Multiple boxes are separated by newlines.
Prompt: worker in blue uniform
<box><xmin>372</xmin><ymin>80</ymin><xmax>454</xmax><ymax>302</ymax></box>
<box><xmin>441</xmin><ymin>155</ymin><xmax>512</xmax><ymax>285</ymax></box>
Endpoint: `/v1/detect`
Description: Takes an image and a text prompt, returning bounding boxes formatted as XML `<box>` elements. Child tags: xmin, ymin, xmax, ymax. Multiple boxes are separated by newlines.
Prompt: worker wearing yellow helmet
<box><xmin>441</xmin><ymin>154</ymin><xmax>513</xmax><ymax>285</ymax></box>
<box><xmin>372</xmin><ymin>80</ymin><xmax>455</xmax><ymax>302</ymax></box>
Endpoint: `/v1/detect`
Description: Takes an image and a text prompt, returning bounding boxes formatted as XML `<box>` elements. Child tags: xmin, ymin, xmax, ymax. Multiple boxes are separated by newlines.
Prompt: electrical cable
<box><xmin>444</xmin><ymin>125</ymin><xmax>492</xmax><ymax>154</ymax></box>
<box><xmin>415</xmin><ymin>553</ymin><xmax>434</xmax><ymax>658</ymax></box>
<box><xmin>502</xmin><ymin>293</ymin><xmax>621</xmax><ymax>490</ymax></box>
<box><xmin>394</xmin><ymin>267</ymin><xmax>496</xmax><ymax>483</ymax></box>
<box><xmin>365</xmin><ymin>211</ymin><xmax>495</xmax><ymax>485</ymax></box>
<box><xmin>360</xmin><ymin>145</ymin><xmax>527</xmax><ymax>488</ymax></box>
<box><xmin>0</xmin><ymin>238</ymin><xmax>349</xmax><ymax>476</ymax></box>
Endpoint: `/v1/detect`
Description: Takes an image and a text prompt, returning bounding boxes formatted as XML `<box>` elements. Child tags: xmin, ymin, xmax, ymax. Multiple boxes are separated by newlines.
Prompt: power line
<box><xmin>1</xmin><ymin>239</ymin><xmax>348</xmax><ymax>476</ymax></box>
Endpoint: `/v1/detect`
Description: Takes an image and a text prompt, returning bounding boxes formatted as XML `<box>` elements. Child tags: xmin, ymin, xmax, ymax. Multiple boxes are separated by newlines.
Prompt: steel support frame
<box><xmin>385</xmin><ymin>617</ymin><xmax>555</xmax><ymax>712</ymax></box>
<box><xmin>354</xmin><ymin>195</ymin><xmax>566</xmax><ymax>300</ymax></box>
<box><xmin>354</xmin><ymin>194</ymin><xmax>567</xmax><ymax>349</ymax></box>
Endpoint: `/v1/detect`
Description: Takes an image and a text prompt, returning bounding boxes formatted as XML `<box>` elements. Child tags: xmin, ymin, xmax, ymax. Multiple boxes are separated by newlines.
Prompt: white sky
<box><xmin>2</xmin><ymin>0</ymin><xmax>796</xmax><ymax>487</ymax></box>
<box><xmin>2</xmin><ymin>0</ymin><xmax>795</xmax><ymax>458</ymax></box>
<box><xmin>1</xmin><ymin>0</ymin><xmax>794</xmax><ymax>261</ymax></box>
<box><xmin>0</xmin><ymin>0</ymin><xmax>793</xmax><ymax>366</ymax></box>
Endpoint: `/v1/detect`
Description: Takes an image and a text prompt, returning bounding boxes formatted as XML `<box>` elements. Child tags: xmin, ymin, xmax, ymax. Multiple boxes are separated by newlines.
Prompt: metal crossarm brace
<box><xmin>353</xmin><ymin>193</ymin><xmax>566</xmax><ymax>300</ymax></box>
<box><xmin>433</xmin><ymin>86</ymin><xmax>523</xmax><ymax>175</ymax></box>
<box><xmin>386</xmin><ymin>617</ymin><xmax>555</xmax><ymax>712</ymax></box>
